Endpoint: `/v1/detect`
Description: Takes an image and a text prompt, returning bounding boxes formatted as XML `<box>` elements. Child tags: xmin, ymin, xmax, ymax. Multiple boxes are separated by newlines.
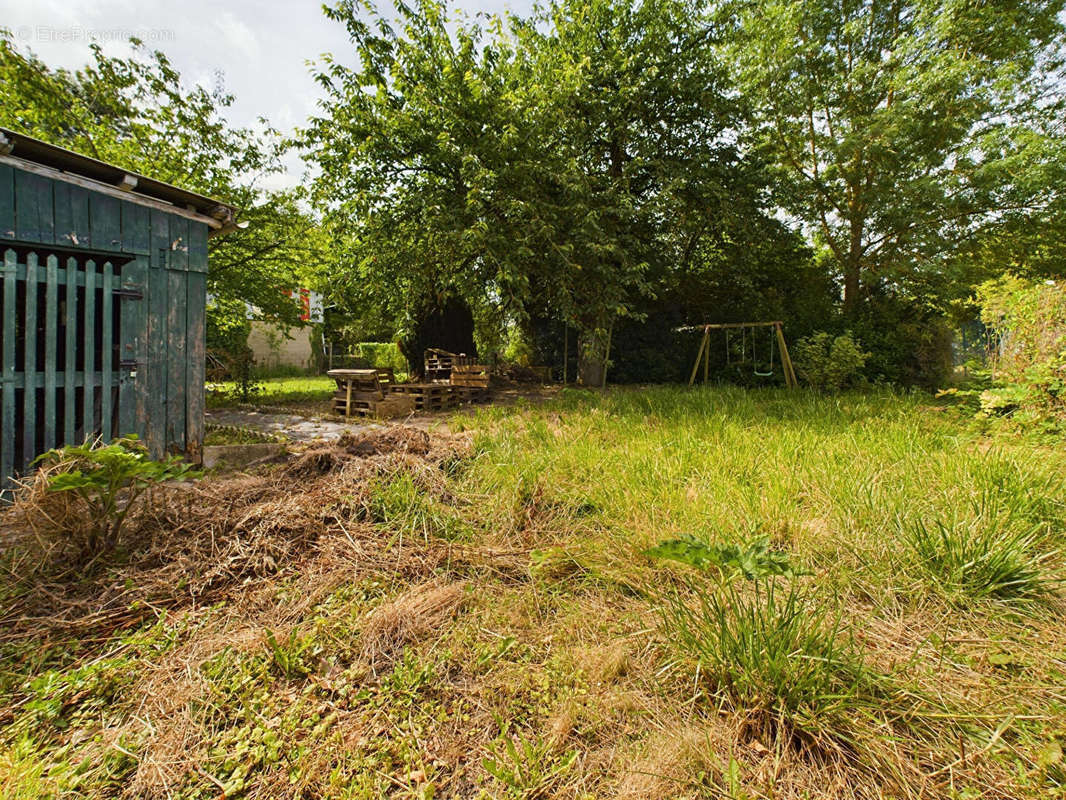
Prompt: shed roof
<box><xmin>0</xmin><ymin>127</ymin><xmax>239</xmax><ymax>232</ymax></box>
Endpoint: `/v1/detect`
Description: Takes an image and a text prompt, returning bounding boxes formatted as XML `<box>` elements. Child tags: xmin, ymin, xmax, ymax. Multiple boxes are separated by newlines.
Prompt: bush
<box><xmin>792</xmin><ymin>331</ymin><xmax>869</xmax><ymax>390</ymax></box>
<box><xmin>351</xmin><ymin>342</ymin><xmax>407</xmax><ymax>373</ymax></box>
<box><xmin>974</xmin><ymin>275</ymin><xmax>1066</xmax><ymax>423</ymax></box>
<box><xmin>29</xmin><ymin>436</ymin><xmax>201</xmax><ymax>557</ymax></box>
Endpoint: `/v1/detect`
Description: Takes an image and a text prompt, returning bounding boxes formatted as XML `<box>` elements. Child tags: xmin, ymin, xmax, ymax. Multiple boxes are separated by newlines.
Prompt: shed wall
<box><xmin>0</xmin><ymin>162</ymin><xmax>208</xmax><ymax>488</ymax></box>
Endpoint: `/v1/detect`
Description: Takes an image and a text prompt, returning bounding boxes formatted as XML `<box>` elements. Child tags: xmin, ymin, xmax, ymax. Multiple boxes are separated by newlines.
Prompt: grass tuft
<box><xmin>904</xmin><ymin>517</ymin><xmax>1055</xmax><ymax>602</ymax></box>
<box><xmin>659</xmin><ymin>578</ymin><xmax>869</xmax><ymax>744</ymax></box>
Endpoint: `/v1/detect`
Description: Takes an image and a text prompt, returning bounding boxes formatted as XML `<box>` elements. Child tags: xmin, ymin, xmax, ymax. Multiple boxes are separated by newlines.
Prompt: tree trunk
<box><xmin>842</xmin><ymin>262</ymin><xmax>861</xmax><ymax>317</ymax></box>
<box><xmin>842</xmin><ymin>212</ymin><xmax>864</xmax><ymax>317</ymax></box>
<box><xmin>577</xmin><ymin>328</ymin><xmax>607</xmax><ymax>387</ymax></box>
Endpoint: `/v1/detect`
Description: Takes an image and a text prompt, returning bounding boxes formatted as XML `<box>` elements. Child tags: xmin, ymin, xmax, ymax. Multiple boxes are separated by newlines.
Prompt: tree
<box><xmin>720</xmin><ymin>0</ymin><xmax>1066</xmax><ymax>315</ymax></box>
<box><xmin>305</xmin><ymin>0</ymin><xmax>773</xmax><ymax>382</ymax></box>
<box><xmin>0</xmin><ymin>30</ymin><xmax>326</xmax><ymax>333</ymax></box>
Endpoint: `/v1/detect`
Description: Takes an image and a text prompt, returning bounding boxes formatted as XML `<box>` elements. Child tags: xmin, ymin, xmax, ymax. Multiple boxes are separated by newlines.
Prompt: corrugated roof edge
<box><xmin>0</xmin><ymin>127</ymin><xmax>239</xmax><ymax>226</ymax></box>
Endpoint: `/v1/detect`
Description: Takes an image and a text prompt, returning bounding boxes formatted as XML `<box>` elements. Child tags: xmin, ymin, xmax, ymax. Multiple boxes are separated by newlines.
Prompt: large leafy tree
<box><xmin>720</xmin><ymin>0</ymin><xmax>1066</xmax><ymax>315</ymax></box>
<box><xmin>304</xmin><ymin>0</ymin><xmax>571</xmax><ymax>370</ymax></box>
<box><xmin>0</xmin><ymin>31</ymin><xmax>326</xmax><ymax>332</ymax></box>
<box><xmin>305</xmin><ymin>0</ymin><xmax>787</xmax><ymax>381</ymax></box>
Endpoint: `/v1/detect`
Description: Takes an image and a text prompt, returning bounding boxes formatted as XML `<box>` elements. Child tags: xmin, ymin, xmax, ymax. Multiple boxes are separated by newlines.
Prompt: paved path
<box><xmin>205</xmin><ymin>408</ymin><xmax>380</xmax><ymax>442</ymax></box>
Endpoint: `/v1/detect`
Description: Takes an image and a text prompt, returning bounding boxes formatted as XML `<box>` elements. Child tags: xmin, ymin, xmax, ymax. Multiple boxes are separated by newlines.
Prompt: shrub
<box><xmin>31</xmin><ymin>436</ymin><xmax>201</xmax><ymax>556</ymax></box>
<box><xmin>974</xmin><ymin>275</ymin><xmax>1066</xmax><ymax>423</ymax></box>
<box><xmin>792</xmin><ymin>331</ymin><xmax>869</xmax><ymax>390</ymax></box>
<box><xmin>904</xmin><ymin>517</ymin><xmax>1053</xmax><ymax>602</ymax></box>
<box><xmin>658</xmin><ymin>579</ymin><xmax>868</xmax><ymax>741</ymax></box>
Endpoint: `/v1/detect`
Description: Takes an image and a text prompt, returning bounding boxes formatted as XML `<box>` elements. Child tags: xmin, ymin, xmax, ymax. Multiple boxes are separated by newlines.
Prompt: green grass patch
<box><xmin>206</xmin><ymin>375</ymin><xmax>336</xmax><ymax>408</ymax></box>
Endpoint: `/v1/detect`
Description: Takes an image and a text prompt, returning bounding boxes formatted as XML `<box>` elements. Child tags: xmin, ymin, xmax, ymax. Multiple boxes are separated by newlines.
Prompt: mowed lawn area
<box><xmin>3</xmin><ymin>387</ymin><xmax>1065</xmax><ymax>799</ymax></box>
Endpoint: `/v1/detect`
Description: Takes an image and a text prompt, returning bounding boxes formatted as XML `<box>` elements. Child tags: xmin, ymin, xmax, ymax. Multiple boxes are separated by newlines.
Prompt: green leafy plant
<box><xmin>264</xmin><ymin>629</ymin><xmax>320</xmax><ymax>680</ymax></box>
<box><xmin>34</xmin><ymin>436</ymin><xmax>201</xmax><ymax>555</ymax></box>
<box><xmin>483</xmin><ymin>729</ymin><xmax>578</xmax><ymax>798</ymax></box>
<box><xmin>792</xmin><ymin>331</ymin><xmax>869</xmax><ymax>391</ymax></box>
<box><xmin>658</xmin><ymin>579</ymin><xmax>868</xmax><ymax>741</ymax></box>
<box><xmin>975</xmin><ymin>275</ymin><xmax>1066</xmax><ymax>424</ymax></box>
<box><xmin>904</xmin><ymin>517</ymin><xmax>1054</xmax><ymax>602</ymax></box>
<box><xmin>224</xmin><ymin>348</ymin><xmax>265</xmax><ymax>403</ymax></box>
<box><xmin>644</xmin><ymin>534</ymin><xmax>806</xmax><ymax>579</ymax></box>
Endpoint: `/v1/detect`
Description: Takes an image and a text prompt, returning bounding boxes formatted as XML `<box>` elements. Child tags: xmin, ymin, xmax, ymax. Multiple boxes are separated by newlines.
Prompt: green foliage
<box><xmin>350</xmin><ymin>342</ymin><xmax>407</xmax><ymax>373</ymax></box>
<box><xmin>718</xmin><ymin>0</ymin><xmax>1066</xmax><ymax>316</ymax></box>
<box><xmin>263</xmin><ymin>629</ymin><xmax>321</xmax><ymax>680</ymax></box>
<box><xmin>904</xmin><ymin>518</ymin><xmax>1054</xmax><ymax>602</ymax></box>
<box><xmin>658</xmin><ymin>579</ymin><xmax>869</xmax><ymax>738</ymax></box>
<box><xmin>223</xmin><ymin>350</ymin><xmax>265</xmax><ymax>403</ymax></box>
<box><xmin>975</xmin><ymin>275</ymin><xmax>1066</xmax><ymax>423</ymax></box>
<box><xmin>0</xmin><ymin>30</ymin><xmax>328</xmax><ymax>328</ymax></box>
<box><xmin>482</xmin><ymin>729</ymin><xmax>578</xmax><ymax>797</ymax></box>
<box><xmin>645</xmin><ymin>534</ymin><xmax>805</xmax><ymax>580</ymax></box>
<box><xmin>793</xmin><ymin>331</ymin><xmax>869</xmax><ymax>390</ymax></box>
<box><xmin>303</xmin><ymin>0</ymin><xmax>789</xmax><ymax>381</ymax></box>
<box><xmin>35</xmin><ymin>436</ymin><xmax>201</xmax><ymax>555</ymax></box>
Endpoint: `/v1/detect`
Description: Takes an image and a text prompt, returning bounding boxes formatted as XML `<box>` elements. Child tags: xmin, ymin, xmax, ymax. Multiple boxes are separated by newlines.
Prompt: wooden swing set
<box><xmin>687</xmin><ymin>321</ymin><xmax>799</xmax><ymax>388</ymax></box>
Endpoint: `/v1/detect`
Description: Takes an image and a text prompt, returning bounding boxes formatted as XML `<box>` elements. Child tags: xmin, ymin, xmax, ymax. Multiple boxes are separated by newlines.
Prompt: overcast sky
<box><xmin>1</xmin><ymin>0</ymin><xmax>533</xmax><ymax>188</ymax></box>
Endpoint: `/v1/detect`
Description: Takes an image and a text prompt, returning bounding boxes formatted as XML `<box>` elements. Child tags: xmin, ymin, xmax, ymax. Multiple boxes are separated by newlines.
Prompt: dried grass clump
<box><xmin>359</xmin><ymin>579</ymin><xmax>467</xmax><ymax>668</ymax></box>
<box><xmin>4</xmin><ymin>459</ymin><xmax>99</xmax><ymax>558</ymax></box>
<box><xmin>0</xmin><ymin>426</ymin><xmax>470</xmax><ymax>646</ymax></box>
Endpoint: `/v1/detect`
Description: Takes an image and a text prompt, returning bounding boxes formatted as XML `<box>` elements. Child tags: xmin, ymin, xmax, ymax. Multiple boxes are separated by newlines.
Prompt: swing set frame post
<box><xmin>686</xmin><ymin>321</ymin><xmax>799</xmax><ymax>388</ymax></box>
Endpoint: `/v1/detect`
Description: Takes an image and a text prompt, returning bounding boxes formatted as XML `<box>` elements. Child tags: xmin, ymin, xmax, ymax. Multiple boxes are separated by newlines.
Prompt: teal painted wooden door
<box><xmin>0</xmin><ymin>246</ymin><xmax>137</xmax><ymax>490</ymax></box>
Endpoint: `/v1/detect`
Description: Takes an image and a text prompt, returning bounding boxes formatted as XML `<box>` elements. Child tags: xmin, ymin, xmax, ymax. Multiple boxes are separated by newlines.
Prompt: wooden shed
<box><xmin>0</xmin><ymin>128</ymin><xmax>238</xmax><ymax>490</ymax></box>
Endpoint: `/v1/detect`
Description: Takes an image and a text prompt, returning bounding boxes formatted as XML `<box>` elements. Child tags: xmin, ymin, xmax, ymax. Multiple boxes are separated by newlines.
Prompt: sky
<box><xmin>1</xmin><ymin>0</ymin><xmax>533</xmax><ymax>188</ymax></box>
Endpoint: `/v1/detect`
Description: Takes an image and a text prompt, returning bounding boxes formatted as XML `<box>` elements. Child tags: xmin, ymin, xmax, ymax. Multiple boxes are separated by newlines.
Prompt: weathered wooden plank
<box><xmin>64</xmin><ymin>257</ymin><xmax>77</xmax><ymax>444</ymax></box>
<box><xmin>185</xmin><ymin>270</ymin><xmax>206</xmax><ymax>460</ymax></box>
<box><xmin>83</xmin><ymin>260</ymin><xmax>96</xmax><ymax>435</ymax></box>
<box><xmin>187</xmin><ymin>222</ymin><xmax>209</xmax><ymax>273</ymax></box>
<box><xmin>89</xmin><ymin>192</ymin><xmax>122</xmax><ymax>252</ymax></box>
<box><xmin>0</xmin><ymin>164</ymin><xmax>14</xmax><ymax>239</ymax></box>
<box><xmin>22</xmin><ymin>252</ymin><xmax>38</xmax><ymax>465</ymax></box>
<box><xmin>169</xmin><ymin>215</ymin><xmax>189</xmax><ymax>272</ymax></box>
<box><xmin>101</xmin><ymin>261</ymin><xmax>113</xmax><ymax>441</ymax></box>
<box><xmin>54</xmin><ymin>182</ymin><xmax>92</xmax><ymax>249</ymax></box>
<box><xmin>118</xmin><ymin>253</ymin><xmax>148</xmax><ymax>442</ymax></box>
<box><xmin>120</xmin><ymin>201</ymin><xmax>150</xmax><ymax>254</ymax></box>
<box><xmin>1</xmin><ymin>250</ymin><xmax>16</xmax><ymax>486</ymax></box>
<box><xmin>165</xmin><ymin>268</ymin><xmax>187</xmax><ymax>453</ymax></box>
<box><xmin>14</xmin><ymin>169</ymin><xmax>42</xmax><ymax>242</ymax></box>
<box><xmin>43</xmin><ymin>255</ymin><xmax>58</xmax><ymax>450</ymax></box>
<box><xmin>144</xmin><ymin>210</ymin><xmax>170</xmax><ymax>457</ymax></box>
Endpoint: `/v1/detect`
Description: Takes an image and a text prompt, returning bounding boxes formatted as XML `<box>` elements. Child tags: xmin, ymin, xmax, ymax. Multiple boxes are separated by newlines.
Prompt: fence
<box><xmin>1</xmin><ymin>247</ymin><xmax>125</xmax><ymax>488</ymax></box>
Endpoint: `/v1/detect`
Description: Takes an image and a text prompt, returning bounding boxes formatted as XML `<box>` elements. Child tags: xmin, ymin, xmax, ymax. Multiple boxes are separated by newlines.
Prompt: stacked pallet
<box><xmin>450</xmin><ymin>364</ymin><xmax>490</xmax><ymax>403</ymax></box>
<box><xmin>424</xmin><ymin>348</ymin><xmax>473</xmax><ymax>382</ymax></box>
<box><xmin>328</xmin><ymin>369</ymin><xmax>415</xmax><ymax>418</ymax></box>
<box><xmin>389</xmin><ymin>382</ymin><xmax>457</xmax><ymax>411</ymax></box>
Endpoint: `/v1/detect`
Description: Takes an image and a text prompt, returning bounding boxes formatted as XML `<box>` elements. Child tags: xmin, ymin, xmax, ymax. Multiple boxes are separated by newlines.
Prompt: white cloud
<box><xmin>2</xmin><ymin>0</ymin><xmax>535</xmax><ymax>185</ymax></box>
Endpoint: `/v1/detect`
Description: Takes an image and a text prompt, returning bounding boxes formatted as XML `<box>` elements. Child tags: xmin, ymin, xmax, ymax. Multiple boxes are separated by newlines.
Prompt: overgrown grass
<box><xmin>904</xmin><ymin>516</ymin><xmax>1055</xmax><ymax>601</ymax></box>
<box><xmin>206</xmin><ymin>375</ymin><xmax>336</xmax><ymax>408</ymax></box>
<box><xmin>659</xmin><ymin>577</ymin><xmax>870</xmax><ymax>743</ymax></box>
<box><xmin>4</xmin><ymin>385</ymin><xmax>1066</xmax><ymax>799</ymax></box>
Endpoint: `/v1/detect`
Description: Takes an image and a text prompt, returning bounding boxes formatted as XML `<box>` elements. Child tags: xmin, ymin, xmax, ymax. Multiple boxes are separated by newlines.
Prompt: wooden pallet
<box><xmin>424</xmin><ymin>349</ymin><xmax>473</xmax><ymax>382</ymax></box>
<box><xmin>389</xmin><ymin>382</ymin><xmax>457</xmax><ymax>411</ymax></box>
<box><xmin>450</xmin><ymin>364</ymin><xmax>490</xmax><ymax>388</ymax></box>
<box><xmin>329</xmin><ymin>368</ymin><xmax>386</xmax><ymax>416</ymax></box>
<box><xmin>334</xmin><ymin>394</ymin><xmax>416</xmax><ymax>418</ymax></box>
<box><xmin>453</xmin><ymin>386</ymin><xmax>490</xmax><ymax>404</ymax></box>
